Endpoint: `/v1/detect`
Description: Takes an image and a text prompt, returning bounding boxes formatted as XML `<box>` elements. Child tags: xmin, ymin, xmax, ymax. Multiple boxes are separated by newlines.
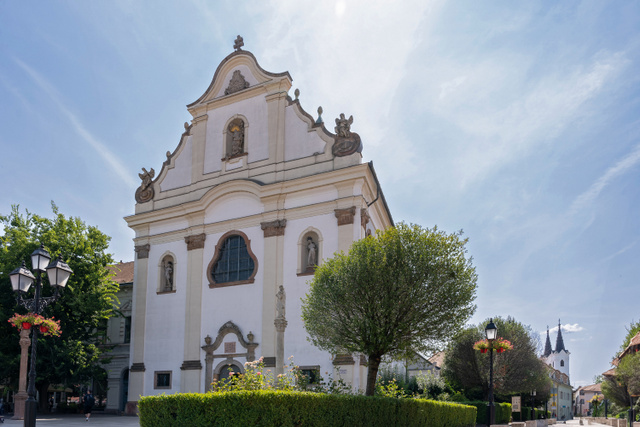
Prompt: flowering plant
<box><xmin>8</xmin><ymin>313</ymin><xmax>62</xmax><ymax>337</ymax></box>
<box><xmin>473</xmin><ymin>338</ymin><xmax>513</xmax><ymax>352</ymax></box>
<box><xmin>473</xmin><ymin>340</ymin><xmax>490</xmax><ymax>351</ymax></box>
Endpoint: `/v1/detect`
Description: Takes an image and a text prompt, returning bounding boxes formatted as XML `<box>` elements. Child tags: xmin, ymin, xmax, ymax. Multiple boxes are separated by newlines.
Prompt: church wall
<box><xmin>283</xmin><ymin>187</ymin><xmax>339</xmax><ymax>210</ymax></box>
<box><xmin>199</xmin><ymin>225</ymin><xmax>265</xmax><ymax>354</ymax></box>
<box><xmin>142</xmin><ymin>241</ymin><xmax>188</xmax><ymax>396</ymax></box>
<box><xmin>148</xmin><ymin>218</ymin><xmax>189</xmax><ymax>236</ymax></box>
<box><xmin>203</xmin><ymin>94</ymin><xmax>268</xmax><ymax>174</ymax></box>
<box><xmin>204</xmin><ymin>192</ymin><xmax>264</xmax><ymax>224</ymax></box>
<box><xmin>160</xmin><ymin>135</ymin><xmax>193</xmax><ymax>191</ymax></box>
<box><xmin>284</xmin><ymin>105</ymin><xmax>327</xmax><ymax>161</ymax></box>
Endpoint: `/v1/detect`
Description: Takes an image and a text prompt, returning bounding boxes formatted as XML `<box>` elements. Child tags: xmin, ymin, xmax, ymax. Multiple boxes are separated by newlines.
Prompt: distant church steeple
<box><xmin>555</xmin><ymin>319</ymin><xmax>566</xmax><ymax>352</ymax></box>
<box><xmin>544</xmin><ymin>326</ymin><xmax>553</xmax><ymax>357</ymax></box>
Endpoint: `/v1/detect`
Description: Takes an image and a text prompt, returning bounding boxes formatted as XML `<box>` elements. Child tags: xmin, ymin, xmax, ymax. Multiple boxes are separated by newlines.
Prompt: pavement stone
<box><xmin>0</xmin><ymin>413</ymin><xmax>140</xmax><ymax>426</ymax></box>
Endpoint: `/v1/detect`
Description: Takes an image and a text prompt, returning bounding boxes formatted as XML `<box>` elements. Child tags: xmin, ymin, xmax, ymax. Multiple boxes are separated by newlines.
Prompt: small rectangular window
<box><xmin>155</xmin><ymin>371</ymin><xmax>172</xmax><ymax>389</ymax></box>
<box><xmin>297</xmin><ymin>365</ymin><xmax>320</xmax><ymax>385</ymax></box>
<box><xmin>124</xmin><ymin>316</ymin><xmax>131</xmax><ymax>344</ymax></box>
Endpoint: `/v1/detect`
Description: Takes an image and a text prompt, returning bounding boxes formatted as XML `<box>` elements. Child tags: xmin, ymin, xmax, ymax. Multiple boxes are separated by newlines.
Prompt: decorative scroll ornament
<box><xmin>332</xmin><ymin>113</ymin><xmax>362</xmax><ymax>157</ymax></box>
<box><xmin>225</xmin><ymin>70</ymin><xmax>250</xmax><ymax>95</ymax></box>
<box><xmin>135</xmin><ymin>167</ymin><xmax>155</xmax><ymax>203</ymax></box>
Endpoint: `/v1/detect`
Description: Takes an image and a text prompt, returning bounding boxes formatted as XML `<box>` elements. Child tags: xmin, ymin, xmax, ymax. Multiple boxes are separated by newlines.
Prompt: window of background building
<box><xmin>124</xmin><ymin>316</ymin><xmax>131</xmax><ymax>343</ymax></box>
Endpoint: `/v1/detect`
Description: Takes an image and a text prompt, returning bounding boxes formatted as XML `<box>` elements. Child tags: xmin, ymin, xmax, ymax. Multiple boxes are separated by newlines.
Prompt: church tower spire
<box><xmin>544</xmin><ymin>326</ymin><xmax>553</xmax><ymax>357</ymax></box>
<box><xmin>555</xmin><ymin>319</ymin><xmax>566</xmax><ymax>352</ymax></box>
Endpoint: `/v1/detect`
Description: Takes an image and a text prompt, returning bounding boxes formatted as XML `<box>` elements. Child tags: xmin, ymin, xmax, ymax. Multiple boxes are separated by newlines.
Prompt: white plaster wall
<box><xmin>204</xmin><ymin>192</ymin><xmax>264</xmax><ymax>224</ymax></box>
<box><xmin>283</xmin><ymin>187</ymin><xmax>338</xmax><ymax>210</ymax></box>
<box><xmin>284</xmin><ymin>105</ymin><xmax>327</xmax><ymax>161</ymax></box>
<box><xmin>160</xmin><ymin>136</ymin><xmax>193</xmax><ymax>191</ymax></box>
<box><xmin>200</xmin><ymin>226</ymin><xmax>265</xmax><ymax>359</ymax></box>
<box><xmin>214</xmin><ymin>65</ymin><xmax>261</xmax><ymax>99</ymax></box>
<box><xmin>204</xmin><ymin>95</ymin><xmax>269</xmax><ymax>174</ymax></box>
<box><xmin>143</xmin><ymin>241</ymin><xmax>188</xmax><ymax>396</ymax></box>
<box><xmin>281</xmin><ymin>214</ymin><xmax>339</xmax><ymax>374</ymax></box>
<box><xmin>148</xmin><ymin>218</ymin><xmax>189</xmax><ymax>236</ymax></box>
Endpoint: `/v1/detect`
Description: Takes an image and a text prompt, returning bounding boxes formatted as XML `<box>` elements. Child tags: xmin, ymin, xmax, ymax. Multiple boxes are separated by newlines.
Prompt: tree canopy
<box><xmin>601</xmin><ymin>320</ymin><xmax>640</xmax><ymax>409</ymax></box>
<box><xmin>301</xmin><ymin>222</ymin><xmax>478</xmax><ymax>396</ymax></box>
<box><xmin>443</xmin><ymin>316</ymin><xmax>551</xmax><ymax>402</ymax></box>
<box><xmin>0</xmin><ymin>204</ymin><xmax>119</xmax><ymax>409</ymax></box>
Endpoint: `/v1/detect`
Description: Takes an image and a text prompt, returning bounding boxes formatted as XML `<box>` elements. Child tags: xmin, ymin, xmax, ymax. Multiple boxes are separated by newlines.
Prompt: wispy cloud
<box><xmin>570</xmin><ymin>143</ymin><xmax>640</xmax><ymax>215</ymax></box>
<box><xmin>549</xmin><ymin>323</ymin><xmax>584</xmax><ymax>334</ymax></box>
<box><xmin>13</xmin><ymin>58</ymin><xmax>136</xmax><ymax>188</ymax></box>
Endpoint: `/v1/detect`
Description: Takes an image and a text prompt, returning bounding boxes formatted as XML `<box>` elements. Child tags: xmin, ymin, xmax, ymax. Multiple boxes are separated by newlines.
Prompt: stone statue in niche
<box><xmin>276</xmin><ymin>285</ymin><xmax>286</xmax><ymax>320</ymax></box>
<box><xmin>306</xmin><ymin>236</ymin><xmax>317</xmax><ymax>270</ymax></box>
<box><xmin>332</xmin><ymin>113</ymin><xmax>363</xmax><ymax>157</ymax></box>
<box><xmin>135</xmin><ymin>167</ymin><xmax>155</xmax><ymax>203</ymax></box>
<box><xmin>228</xmin><ymin>121</ymin><xmax>245</xmax><ymax>156</ymax></box>
<box><xmin>163</xmin><ymin>259</ymin><xmax>174</xmax><ymax>291</ymax></box>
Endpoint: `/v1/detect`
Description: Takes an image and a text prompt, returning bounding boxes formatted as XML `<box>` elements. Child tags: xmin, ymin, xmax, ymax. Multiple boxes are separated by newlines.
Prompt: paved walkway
<box><xmin>0</xmin><ymin>413</ymin><xmax>140</xmax><ymax>426</ymax></box>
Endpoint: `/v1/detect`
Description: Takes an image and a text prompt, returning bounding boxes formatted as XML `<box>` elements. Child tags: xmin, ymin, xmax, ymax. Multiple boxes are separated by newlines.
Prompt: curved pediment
<box><xmin>187</xmin><ymin>50</ymin><xmax>292</xmax><ymax>112</ymax></box>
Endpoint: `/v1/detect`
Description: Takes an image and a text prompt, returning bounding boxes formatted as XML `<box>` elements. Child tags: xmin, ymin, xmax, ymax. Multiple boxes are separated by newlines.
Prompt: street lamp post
<box><xmin>9</xmin><ymin>244</ymin><xmax>72</xmax><ymax>427</ymax></box>
<box><xmin>531</xmin><ymin>390</ymin><xmax>536</xmax><ymax>420</ymax></box>
<box><xmin>485</xmin><ymin>319</ymin><xmax>497</xmax><ymax>427</ymax></box>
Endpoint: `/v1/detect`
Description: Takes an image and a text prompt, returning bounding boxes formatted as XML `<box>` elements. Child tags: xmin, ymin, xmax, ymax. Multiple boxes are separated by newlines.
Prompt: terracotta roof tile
<box><xmin>108</xmin><ymin>261</ymin><xmax>134</xmax><ymax>284</ymax></box>
<box><xmin>428</xmin><ymin>351</ymin><xmax>446</xmax><ymax>369</ymax></box>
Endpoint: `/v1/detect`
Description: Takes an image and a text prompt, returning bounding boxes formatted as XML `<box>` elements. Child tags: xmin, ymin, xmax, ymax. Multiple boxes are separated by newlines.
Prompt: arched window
<box><xmin>560</xmin><ymin>360</ymin><xmax>564</xmax><ymax>367</ymax></box>
<box><xmin>208</xmin><ymin>231</ymin><xmax>258</xmax><ymax>288</ymax></box>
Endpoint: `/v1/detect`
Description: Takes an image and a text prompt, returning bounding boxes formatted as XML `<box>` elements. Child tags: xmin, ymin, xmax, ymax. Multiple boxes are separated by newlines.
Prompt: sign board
<box><xmin>512</xmin><ymin>396</ymin><xmax>521</xmax><ymax>412</ymax></box>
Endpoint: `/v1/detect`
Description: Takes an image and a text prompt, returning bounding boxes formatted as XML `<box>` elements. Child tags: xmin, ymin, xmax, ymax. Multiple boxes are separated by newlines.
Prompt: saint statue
<box><xmin>229</xmin><ymin>121</ymin><xmax>244</xmax><ymax>156</ymax></box>
<box><xmin>276</xmin><ymin>285</ymin><xmax>286</xmax><ymax>319</ymax></box>
<box><xmin>306</xmin><ymin>237</ymin><xmax>317</xmax><ymax>268</ymax></box>
<box><xmin>163</xmin><ymin>260</ymin><xmax>173</xmax><ymax>291</ymax></box>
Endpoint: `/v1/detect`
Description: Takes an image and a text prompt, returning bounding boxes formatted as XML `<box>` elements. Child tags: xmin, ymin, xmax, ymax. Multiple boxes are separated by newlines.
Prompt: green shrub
<box><xmin>138</xmin><ymin>390</ymin><xmax>477</xmax><ymax>427</ymax></box>
<box><xmin>463</xmin><ymin>401</ymin><xmax>511</xmax><ymax>425</ymax></box>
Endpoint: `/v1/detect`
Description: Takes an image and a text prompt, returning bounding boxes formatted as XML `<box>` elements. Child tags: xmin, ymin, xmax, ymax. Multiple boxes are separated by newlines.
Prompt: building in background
<box><xmin>104</xmin><ymin>261</ymin><xmax>133</xmax><ymax>413</ymax></box>
<box><xmin>574</xmin><ymin>383</ymin><xmax>603</xmax><ymax>417</ymax></box>
<box><xmin>123</xmin><ymin>37</ymin><xmax>392</xmax><ymax>413</ymax></box>
<box><xmin>542</xmin><ymin>320</ymin><xmax>572</xmax><ymax>420</ymax></box>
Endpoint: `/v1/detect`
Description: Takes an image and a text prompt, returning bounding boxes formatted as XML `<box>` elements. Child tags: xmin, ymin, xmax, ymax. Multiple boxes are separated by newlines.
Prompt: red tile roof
<box><xmin>108</xmin><ymin>261</ymin><xmax>134</xmax><ymax>284</ymax></box>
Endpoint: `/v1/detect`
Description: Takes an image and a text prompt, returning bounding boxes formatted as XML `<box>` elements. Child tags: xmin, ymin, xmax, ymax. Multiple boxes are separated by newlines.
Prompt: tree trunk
<box><xmin>36</xmin><ymin>381</ymin><xmax>50</xmax><ymax>413</ymax></box>
<box><xmin>365</xmin><ymin>354</ymin><xmax>382</xmax><ymax>396</ymax></box>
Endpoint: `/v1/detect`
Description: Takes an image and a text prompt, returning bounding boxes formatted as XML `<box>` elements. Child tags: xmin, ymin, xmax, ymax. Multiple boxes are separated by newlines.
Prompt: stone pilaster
<box><xmin>181</xmin><ymin>233</ymin><xmax>206</xmax><ymax>392</ymax></box>
<box><xmin>261</xmin><ymin>220</ymin><xmax>286</xmax><ymax>366</ymax></box>
<box><xmin>335</xmin><ymin>206</ymin><xmax>356</xmax><ymax>252</ymax></box>
<box><xmin>127</xmin><ymin>247</ymin><xmax>149</xmax><ymax>414</ymax></box>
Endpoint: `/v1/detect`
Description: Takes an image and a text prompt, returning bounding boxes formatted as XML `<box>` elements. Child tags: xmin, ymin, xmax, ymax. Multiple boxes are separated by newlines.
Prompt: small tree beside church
<box><xmin>301</xmin><ymin>222</ymin><xmax>478</xmax><ymax>396</ymax></box>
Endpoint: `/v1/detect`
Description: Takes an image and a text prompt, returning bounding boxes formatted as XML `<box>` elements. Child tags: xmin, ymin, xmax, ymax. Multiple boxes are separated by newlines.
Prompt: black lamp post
<box><xmin>9</xmin><ymin>244</ymin><xmax>72</xmax><ymax>427</ymax></box>
<box><xmin>485</xmin><ymin>319</ymin><xmax>497</xmax><ymax>426</ymax></box>
<box><xmin>531</xmin><ymin>390</ymin><xmax>536</xmax><ymax>420</ymax></box>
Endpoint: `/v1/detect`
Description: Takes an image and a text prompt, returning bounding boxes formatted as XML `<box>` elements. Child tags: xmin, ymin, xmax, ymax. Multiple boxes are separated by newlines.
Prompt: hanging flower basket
<box><xmin>473</xmin><ymin>340</ymin><xmax>490</xmax><ymax>351</ymax></box>
<box><xmin>493</xmin><ymin>338</ymin><xmax>513</xmax><ymax>352</ymax></box>
<box><xmin>473</xmin><ymin>338</ymin><xmax>513</xmax><ymax>353</ymax></box>
<box><xmin>8</xmin><ymin>313</ymin><xmax>61</xmax><ymax>337</ymax></box>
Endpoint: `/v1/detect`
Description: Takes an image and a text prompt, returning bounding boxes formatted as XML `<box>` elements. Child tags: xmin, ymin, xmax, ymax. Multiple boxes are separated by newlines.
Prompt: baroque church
<box><xmin>542</xmin><ymin>320</ymin><xmax>572</xmax><ymax>420</ymax></box>
<box><xmin>122</xmin><ymin>36</ymin><xmax>393</xmax><ymax>413</ymax></box>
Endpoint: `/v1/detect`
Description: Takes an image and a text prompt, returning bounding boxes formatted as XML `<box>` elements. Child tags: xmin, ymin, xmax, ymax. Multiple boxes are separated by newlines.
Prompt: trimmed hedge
<box><xmin>138</xmin><ymin>390</ymin><xmax>477</xmax><ymax>427</ymax></box>
<box><xmin>464</xmin><ymin>401</ymin><xmax>512</xmax><ymax>425</ymax></box>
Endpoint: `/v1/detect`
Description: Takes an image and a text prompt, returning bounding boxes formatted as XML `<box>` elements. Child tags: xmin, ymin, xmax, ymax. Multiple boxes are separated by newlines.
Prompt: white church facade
<box><xmin>123</xmin><ymin>36</ymin><xmax>393</xmax><ymax>413</ymax></box>
<box><xmin>542</xmin><ymin>321</ymin><xmax>572</xmax><ymax>420</ymax></box>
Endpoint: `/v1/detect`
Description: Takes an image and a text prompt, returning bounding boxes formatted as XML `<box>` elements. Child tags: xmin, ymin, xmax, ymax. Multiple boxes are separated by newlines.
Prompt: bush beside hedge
<box><xmin>464</xmin><ymin>401</ymin><xmax>512</xmax><ymax>425</ymax></box>
<box><xmin>138</xmin><ymin>390</ymin><xmax>477</xmax><ymax>427</ymax></box>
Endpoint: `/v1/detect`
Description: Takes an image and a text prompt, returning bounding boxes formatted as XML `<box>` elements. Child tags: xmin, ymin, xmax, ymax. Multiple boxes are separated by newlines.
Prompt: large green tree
<box><xmin>443</xmin><ymin>316</ymin><xmax>551</xmax><ymax>402</ymax></box>
<box><xmin>301</xmin><ymin>222</ymin><xmax>478</xmax><ymax>396</ymax></box>
<box><xmin>0</xmin><ymin>204</ymin><xmax>119</xmax><ymax>410</ymax></box>
<box><xmin>602</xmin><ymin>320</ymin><xmax>640</xmax><ymax>410</ymax></box>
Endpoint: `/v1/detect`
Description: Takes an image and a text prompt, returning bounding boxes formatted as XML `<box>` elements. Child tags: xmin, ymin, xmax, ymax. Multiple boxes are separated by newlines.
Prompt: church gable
<box><xmin>133</xmin><ymin>36</ymin><xmax>367</xmax><ymax>216</ymax></box>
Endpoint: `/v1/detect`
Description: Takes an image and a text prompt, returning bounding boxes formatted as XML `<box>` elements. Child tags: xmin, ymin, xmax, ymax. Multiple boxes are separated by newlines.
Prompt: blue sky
<box><xmin>1</xmin><ymin>1</ymin><xmax>639</xmax><ymax>388</ymax></box>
